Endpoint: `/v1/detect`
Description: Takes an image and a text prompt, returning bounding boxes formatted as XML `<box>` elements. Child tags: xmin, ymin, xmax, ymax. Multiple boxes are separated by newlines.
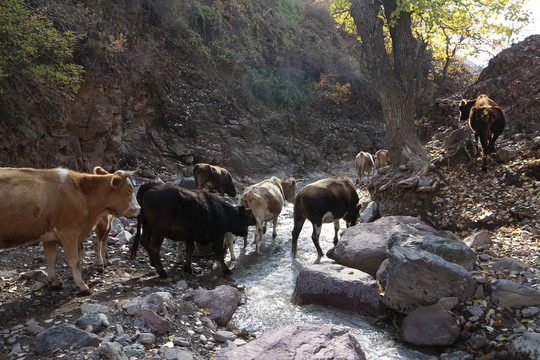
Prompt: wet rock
<box><xmin>214</xmin><ymin>330</ymin><xmax>236</xmax><ymax>343</ymax></box>
<box><xmin>400</xmin><ymin>304</ymin><xmax>460</xmax><ymax>346</ymax></box>
<box><xmin>292</xmin><ymin>263</ymin><xmax>386</xmax><ymax>318</ymax></box>
<box><xmin>187</xmin><ymin>285</ymin><xmax>242</xmax><ymax>326</ymax></box>
<box><xmin>212</xmin><ymin>324</ymin><xmax>366</xmax><ymax>360</ymax></box>
<box><xmin>329</xmin><ymin>216</ymin><xmax>440</xmax><ymax>277</ymax></box>
<box><xmin>96</xmin><ymin>341</ymin><xmax>128</xmax><ymax>360</ymax></box>
<box><xmin>34</xmin><ymin>323</ymin><xmax>100</xmax><ymax>353</ymax></box>
<box><xmin>488</xmin><ymin>279</ymin><xmax>540</xmax><ymax>308</ymax></box>
<box><xmin>383</xmin><ymin>246</ymin><xmax>476</xmax><ymax>314</ymax></box>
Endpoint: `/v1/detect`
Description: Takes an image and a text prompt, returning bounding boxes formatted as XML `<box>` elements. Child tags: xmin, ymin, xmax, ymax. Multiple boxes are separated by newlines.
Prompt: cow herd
<box><xmin>0</xmin><ymin>95</ymin><xmax>505</xmax><ymax>295</ymax></box>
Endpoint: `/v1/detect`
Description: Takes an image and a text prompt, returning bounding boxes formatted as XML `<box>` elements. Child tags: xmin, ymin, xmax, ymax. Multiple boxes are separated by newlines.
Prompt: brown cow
<box><xmin>240</xmin><ymin>177</ymin><xmax>297</xmax><ymax>253</ymax></box>
<box><xmin>374</xmin><ymin>149</ymin><xmax>389</xmax><ymax>170</ymax></box>
<box><xmin>93</xmin><ymin>213</ymin><xmax>113</xmax><ymax>273</ymax></box>
<box><xmin>0</xmin><ymin>167</ymin><xmax>139</xmax><ymax>295</ymax></box>
<box><xmin>292</xmin><ymin>176</ymin><xmax>360</xmax><ymax>262</ymax></box>
<box><xmin>459</xmin><ymin>94</ymin><xmax>506</xmax><ymax>171</ymax></box>
<box><xmin>355</xmin><ymin>151</ymin><xmax>374</xmax><ymax>184</ymax></box>
<box><xmin>193</xmin><ymin>163</ymin><xmax>236</xmax><ymax>197</ymax></box>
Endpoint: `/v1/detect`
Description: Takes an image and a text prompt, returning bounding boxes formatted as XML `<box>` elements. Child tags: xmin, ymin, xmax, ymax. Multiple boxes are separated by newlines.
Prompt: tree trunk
<box><xmin>350</xmin><ymin>0</ymin><xmax>439</xmax><ymax>217</ymax></box>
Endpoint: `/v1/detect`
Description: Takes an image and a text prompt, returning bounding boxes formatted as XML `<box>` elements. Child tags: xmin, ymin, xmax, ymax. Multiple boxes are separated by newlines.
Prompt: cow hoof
<box><xmin>157</xmin><ymin>270</ymin><xmax>168</xmax><ymax>278</ymax></box>
<box><xmin>49</xmin><ymin>281</ymin><xmax>62</xmax><ymax>290</ymax></box>
<box><xmin>97</xmin><ymin>265</ymin><xmax>105</xmax><ymax>273</ymax></box>
<box><xmin>79</xmin><ymin>288</ymin><xmax>93</xmax><ymax>296</ymax></box>
<box><xmin>182</xmin><ymin>265</ymin><xmax>192</xmax><ymax>274</ymax></box>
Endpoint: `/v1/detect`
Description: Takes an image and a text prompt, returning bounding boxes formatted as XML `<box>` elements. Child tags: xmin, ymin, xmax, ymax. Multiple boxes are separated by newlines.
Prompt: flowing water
<box><xmin>227</xmin><ymin>202</ymin><xmax>438</xmax><ymax>360</ymax></box>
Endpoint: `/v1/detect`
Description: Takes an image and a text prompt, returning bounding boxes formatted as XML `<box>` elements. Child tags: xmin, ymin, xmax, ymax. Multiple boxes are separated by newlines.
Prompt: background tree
<box><xmin>0</xmin><ymin>0</ymin><xmax>84</xmax><ymax>122</ymax></box>
<box><xmin>331</xmin><ymin>0</ymin><xmax>530</xmax><ymax>215</ymax></box>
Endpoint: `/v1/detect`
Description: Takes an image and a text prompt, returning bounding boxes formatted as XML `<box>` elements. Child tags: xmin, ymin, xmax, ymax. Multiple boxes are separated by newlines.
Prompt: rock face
<box><xmin>328</xmin><ymin>216</ymin><xmax>440</xmax><ymax>277</ymax></box>
<box><xmin>291</xmin><ymin>263</ymin><xmax>386</xmax><ymax>318</ymax></box>
<box><xmin>400</xmin><ymin>304</ymin><xmax>460</xmax><ymax>346</ymax></box>
<box><xmin>383</xmin><ymin>246</ymin><xmax>476</xmax><ymax>314</ymax></box>
<box><xmin>212</xmin><ymin>324</ymin><xmax>366</xmax><ymax>360</ymax></box>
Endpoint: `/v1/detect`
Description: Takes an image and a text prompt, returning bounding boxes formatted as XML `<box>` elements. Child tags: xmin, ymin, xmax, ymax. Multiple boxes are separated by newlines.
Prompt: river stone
<box><xmin>491</xmin><ymin>257</ymin><xmax>530</xmax><ymax>273</ymax></box>
<box><xmin>291</xmin><ymin>263</ymin><xmax>386</xmax><ymax>318</ymax></box>
<box><xmin>141</xmin><ymin>293</ymin><xmax>164</xmax><ymax>313</ymax></box>
<box><xmin>212</xmin><ymin>324</ymin><xmax>366</xmax><ymax>360</ymax></box>
<box><xmin>34</xmin><ymin>323</ymin><xmax>100</xmax><ymax>353</ymax></box>
<box><xmin>463</xmin><ymin>231</ymin><xmax>492</xmax><ymax>249</ymax></box>
<box><xmin>388</xmin><ymin>233</ymin><xmax>477</xmax><ymax>271</ymax></box>
<box><xmin>187</xmin><ymin>285</ymin><xmax>242</xmax><ymax>326</ymax></box>
<box><xmin>509</xmin><ymin>332</ymin><xmax>540</xmax><ymax>360</ymax></box>
<box><xmin>488</xmin><ymin>279</ymin><xmax>540</xmax><ymax>308</ymax></box>
<box><xmin>400</xmin><ymin>304</ymin><xmax>460</xmax><ymax>346</ymax></box>
<box><xmin>383</xmin><ymin>246</ymin><xmax>476</xmax><ymax>314</ymax></box>
<box><xmin>80</xmin><ymin>303</ymin><xmax>111</xmax><ymax>315</ymax></box>
<box><xmin>328</xmin><ymin>216</ymin><xmax>439</xmax><ymax>277</ymax></box>
<box><xmin>96</xmin><ymin>341</ymin><xmax>128</xmax><ymax>360</ymax></box>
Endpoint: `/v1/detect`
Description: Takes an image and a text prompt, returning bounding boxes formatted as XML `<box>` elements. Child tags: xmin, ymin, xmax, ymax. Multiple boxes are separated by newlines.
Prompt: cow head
<box><xmin>281</xmin><ymin>179</ymin><xmax>297</xmax><ymax>203</ymax></box>
<box><xmin>229</xmin><ymin>206</ymin><xmax>252</xmax><ymax>237</ymax></box>
<box><xmin>458</xmin><ymin>99</ymin><xmax>476</xmax><ymax>121</ymax></box>
<box><xmin>94</xmin><ymin>167</ymin><xmax>140</xmax><ymax>217</ymax></box>
<box><xmin>225</xmin><ymin>173</ymin><xmax>237</xmax><ymax>198</ymax></box>
<box><xmin>345</xmin><ymin>202</ymin><xmax>362</xmax><ymax>228</ymax></box>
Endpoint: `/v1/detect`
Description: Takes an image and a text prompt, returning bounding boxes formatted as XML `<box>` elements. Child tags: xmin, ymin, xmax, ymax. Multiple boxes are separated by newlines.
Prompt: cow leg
<box><xmin>478</xmin><ymin>133</ymin><xmax>489</xmax><ymax>171</ymax></box>
<box><xmin>311</xmin><ymin>223</ymin><xmax>324</xmax><ymax>263</ymax></box>
<box><xmin>148</xmin><ymin>235</ymin><xmax>167</xmax><ymax>278</ymax></box>
<box><xmin>254</xmin><ymin>218</ymin><xmax>264</xmax><ymax>254</ymax></box>
<box><xmin>213</xmin><ymin>240</ymin><xmax>232</xmax><ymax>275</ymax></box>
<box><xmin>243</xmin><ymin>235</ymin><xmax>248</xmax><ymax>249</ymax></box>
<box><xmin>183</xmin><ymin>241</ymin><xmax>195</xmax><ymax>274</ymax></box>
<box><xmin>176</xmin><ymin>242</ymin><xmax>184</xmax><ymax>265</ymax></box>
<box><xmin>333</xmin><ymin>220</ymin><xmax>340</xmax><ymax>245</ymax></box>
<box><xmin>291</xmin><ymin>217</ymin><xmax>306</xmax><ymax>256</ymax></box>
<box><xmin>271</xmin><ymin>218</ymin><xmax>278</xmax><ymax>238</ymax></box>
<box><xmin>63</xmin><ymin>237</ymin><xmax>92</xmax><ymax>295</ymax></box>
<box><xmin>42</xmin><ymin>242</ymin><xmax>62</xmax><ymax>290</ymax></box>
<box><xmin>224</xmin><ymin>232</ymin><xmax>236</xmax><ymax>261</ymax></box>
<box><xmin>94</xmin><ymin>221</ymin><xmax>110</xmax><ymax>273</ymax></box>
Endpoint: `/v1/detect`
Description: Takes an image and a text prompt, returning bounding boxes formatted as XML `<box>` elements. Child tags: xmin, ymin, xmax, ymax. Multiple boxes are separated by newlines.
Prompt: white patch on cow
<box><xmin>127</xmin><ymin>191</ymin><xmax>140</xmax><ymax>216</ymax></box>
<box><xmin>322</xmin><ymin>211</ymin><xmax>336</xmax><ymax>223</ymax></box>
<box><xmin>56</xmin><ymin>168</ymin><xmax>69</xmax><ymax>183</ymax></box>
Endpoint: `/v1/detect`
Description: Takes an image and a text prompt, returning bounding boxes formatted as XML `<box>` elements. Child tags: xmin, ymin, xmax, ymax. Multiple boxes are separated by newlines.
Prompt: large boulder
<box><xmin>388</xmin><ymin>233</ymin><xmax>477</xmax><ymax>271</ymax></box>
<box><xmin>186</xmin><ymin>285</ymin><xmax>242</xmax><ymax>326</ymax></box>
<box><xmin>34</xmin><ymin>323</ymin><xmax>101</xmax><ymax>354</ymax></box>
<box><xmin>291</xmin><ymin>263</ymin><xmax>386</xmax><ymax>318</ymax></box>
<box><xmin>488</xmin><ymin>279</ymin><xmax>540</xmax><ymax>308</ymax></box>
<box><xmin>328</xmin><ymin>216</ymin><xmax>440</xmax><ymax>277</ymax></box>
<box><xmin>400</xmin><ymin>304</ymin><xmax>460</xmax><ymax>346</ymax></box>
<box><xmin>509</xmin><ymin>332</ymin><xmax>540</xmax><ymax>360</ymax></box>
<box><xmin>212</xmin><ymin>324</ymin><xmax>366</xmax><ymax>360</ymax></box>
<box><xmin>383</xmin><ymin>246</ymin><xmax>476</xmax><ymax>314</ymax></box>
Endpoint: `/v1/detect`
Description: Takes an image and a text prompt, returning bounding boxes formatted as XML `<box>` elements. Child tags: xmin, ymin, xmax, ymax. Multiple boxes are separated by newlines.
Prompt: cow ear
<box><xmin>291</xmin><ymin>179</ymin><xmax>296</xmax><ymax>186</ymax></box>
<box><xmin>111</xmin><ymin>174</ymin><xmax>123</xmax><ymax>188</ymax></box>
<box><xmin>238</xmin><ymin>205</ymin><xmax>246</xmax><ymax>214</ymax></box>
<box><xmin>93</xmin><ymin>166</ymin><xmax>109</xmax><ymax>175</ymax></box>
<box><xmin>357</xmin><ymin>203</ymin><xmax>362</xmax><ymax>211</ymax></box>
<box><xmin>459</xmin><ymin>99</ymin><xmax>467</xmax><ymax>106</ymax></box>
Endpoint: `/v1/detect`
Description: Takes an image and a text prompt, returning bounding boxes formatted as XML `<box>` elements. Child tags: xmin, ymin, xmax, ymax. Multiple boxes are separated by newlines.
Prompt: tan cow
<box><xmin>193</xmin><ymin>163</ymin><xmax>236</xmax><ymax>197</ymax></box>
<box><xmin>241</xmin><ymin>177</ymin><xmax>297</xmax><ymax>253</ymax></box>
<box><xmin>92</xmin><ymin>167</ymin><xmax>114</xmax><ymax>273</ymax></box>
<box><xmin>0</xmin><ymin>167</ymin><xmax>139</xmax><ymax>295</ymax></box>
<box><xmin>355</xmin><ymin>151</ymin><xmax>374</xmax><ymax>184</ymax></box>
<box><xmin>374</xmin><ymin>149</ymin><xmax>389</xmax><ymax>170</ymax></box>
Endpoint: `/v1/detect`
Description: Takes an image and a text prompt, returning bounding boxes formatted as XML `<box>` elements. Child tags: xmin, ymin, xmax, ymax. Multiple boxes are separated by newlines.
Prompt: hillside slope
<box><xmin>0</xmin><ymin>0</ymin><xmax>383</xmax><ymax>179</ymax></box>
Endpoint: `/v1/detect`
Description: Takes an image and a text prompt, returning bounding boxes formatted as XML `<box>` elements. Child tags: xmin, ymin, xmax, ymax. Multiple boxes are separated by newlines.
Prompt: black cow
<box><xmin>130</xmin><ymin>182</ymin><xmax>251</xmax><ymax>276</ymax></box>
<box><xmin>459</xmin><ymin>94</ymin><xmax>506</xmax><ymax>171</ymax></box>
<box><xmin>193</xmin><ymin>163</ymin><xmax>236</xmax><ymax>197</ymax></box>
<box><xmin>292</xmin><ymin>176</ymin><xmax>361</xmax><ymax>261</ymax></box>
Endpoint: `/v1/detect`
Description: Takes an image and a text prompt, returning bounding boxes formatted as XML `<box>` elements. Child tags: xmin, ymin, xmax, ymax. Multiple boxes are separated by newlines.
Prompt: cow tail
<box><xmin>130</xmin><ymin>213</ymin><xmax>142</xmax><ymax>260</ymax></box>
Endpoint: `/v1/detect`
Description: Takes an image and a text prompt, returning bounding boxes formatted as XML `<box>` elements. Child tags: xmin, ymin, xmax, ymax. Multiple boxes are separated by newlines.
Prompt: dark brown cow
<box><xmin>193</xmin><ymin>163</ymin><xmax>236</xmax><ymax>197</ymax></box>
<box><xmin>130</xmin><ymin>182</ymin><xmax>252</xmax><ymax>277</ymax></box>
<box><xmin>292</xmin><ymin>176</ymin><xmax>360</xmax><ymax>261</ymax></box>
<box><xmin>0</xmin><ymin>167</ymin><xmax>139</xmax><ymax>295</ymax></box>
<box><xmin>459</xmin><ymin>94</ymin><xmax>506</xmax><ymax>171</ymax></box>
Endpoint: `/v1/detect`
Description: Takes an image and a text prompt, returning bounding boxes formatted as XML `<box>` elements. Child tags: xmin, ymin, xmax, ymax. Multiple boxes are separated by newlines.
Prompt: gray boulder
<box><xmin>328</xmin><ymin>216</ymin><xmax>439</xmax><ymax>277</ymax></box>
<box><xmin>488</xmin><ymin>279</ymin><xmax>540</xmax><ymax>308</ymax></box>
<box><xmin>34</xmin><ymin>323</ymin><xmax>100</xmax><ymax>354</ymax></box>
<box><xmin>292</xmin><ymin>263</ymin><xmax>386</xmax><ymax>318</ymax></box>
<box><xmin>463</xmin><ymin>231</ymin><xmax>492</xmax><ymax>250</ymax></box>
<box><xmin>388</xmin><ymin>233</ymin><xmax>477</xmax><ymax>271</ymax></box>
<box><xmin>187</xmin><ymin>285</ymin><xmax>242</xmax><ymax>326</ymax></box>
<box><xmin>212</xmin><ymin>324</ymin><xmax>366</xmax><ymax>360</ymax></box>
<box><xmin>359</xmin><ymin>201</ymin><xmax>379</xmax><ymax>223</ymax></box>
<box><xmin>383</xmin><ymin>246</ymin><xmax>476</xmax><ymax>314</ymax></box>
<box><xmin>96</xmin><ymin>341</ymin><xmax>128</xmax><ymax>360</ymax></box>
<box><xmin>491</xmin><ymin>257</ymin><xmax>530</xmax><ymax>273</ymax></box>
<box><xmin>509</xmin><ymin>332</ymin><xmax>540</xmax><ymax>360</ymax></box>
<box><xmin>400</xmin><ymin>304</ymin><xmax>460</xmax><ymax>346</ymax></box>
